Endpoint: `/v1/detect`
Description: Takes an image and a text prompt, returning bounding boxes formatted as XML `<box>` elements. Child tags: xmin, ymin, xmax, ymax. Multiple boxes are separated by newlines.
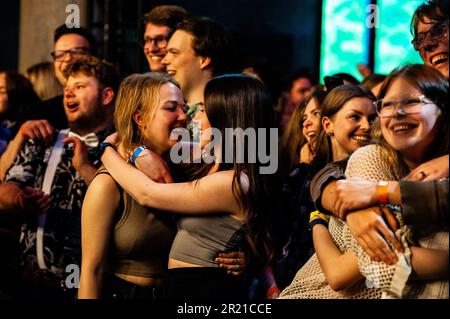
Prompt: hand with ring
<box><xmin>404</xmin><ymin>155</ymin><xmax>449</xmax><ymax>181</ymax></box>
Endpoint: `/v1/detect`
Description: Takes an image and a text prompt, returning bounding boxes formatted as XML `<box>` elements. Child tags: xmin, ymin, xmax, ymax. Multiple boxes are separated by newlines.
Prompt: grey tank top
<box><xmin>96</xmin><ymin>170</ymin><xmax>176</xmax><ymax>278</ymax></box>
<box><xmin>169</xmin><ymin>214</ymin><xmax>245</xmax><ymax>267</ymax></box>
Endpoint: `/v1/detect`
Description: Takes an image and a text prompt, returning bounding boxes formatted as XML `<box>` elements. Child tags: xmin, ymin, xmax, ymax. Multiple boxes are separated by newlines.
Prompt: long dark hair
<box><xmin>376</xmin><ymin>64</ymin><xmax>449</xmax><ymax>176</ymax></box>
<box><xmin>310</xmin><ymin>85</ymin><xmax>376</xmax><ymax>175</ymax></box>
<box><xmin>279</xmin><ymin>86</ymin><xmax>327</xmax><ymax>173</ymax></box>
<box><xmin>188</xmin><ymin>74</ymin><xmax>279</xmax><ymax>265</ymax></box>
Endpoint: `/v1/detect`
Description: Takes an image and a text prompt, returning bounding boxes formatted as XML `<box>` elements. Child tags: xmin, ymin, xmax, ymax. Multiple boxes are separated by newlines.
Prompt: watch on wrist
<box><xmin>95</xmin><ymin>142</ymin><xmax>115</xmax><ymax>159</ymax></box>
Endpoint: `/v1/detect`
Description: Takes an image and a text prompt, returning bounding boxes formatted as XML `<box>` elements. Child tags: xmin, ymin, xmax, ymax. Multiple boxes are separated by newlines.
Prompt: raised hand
<box><xmin>103</xmin><ymin>132</ymin><xmax>119</xmax><ymax>145</ymax></box>
<box><xmin>135</xmin><ymin>149</ymin><xmax>173</xmax><ymax>183</ymax></box>
<box><xmin>63</xmin><ymin>136</ymin><xmax>97</xmax><ymax>184</ymax></box>
<box><xmin>404</xmin><ymin>155</ymin><xmax>449</xmax><ymax>181</ymax></box>
<box><xmin>19</xmin><ymin>120</ymin><xmax>55</xmax><ymax>145</ymax></box>
<box><xmin>334</xmin><ymin>178</ymin><xmax>377</xmax><ymax>219</ymax></box>
<box><xmin>346</xmin><ymin>206</ymin><xmax>404</xmax><ymax>265</ymax></box>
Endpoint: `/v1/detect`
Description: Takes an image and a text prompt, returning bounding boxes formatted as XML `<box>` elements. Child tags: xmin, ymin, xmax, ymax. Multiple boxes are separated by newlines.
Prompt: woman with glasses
<box><xmin>346</xmin><ymin>64</ymin><xmax>448</xmax><ymax>298</ymax></box>
<box><xmin>411</xmin><ymin>0</ymin><xmax>449</xmax><ymax>79</ymax></box>
<box><xmin>281</xmin><ymin>64</ymin><xmax>448</xmax><ymax>299</ymax></box>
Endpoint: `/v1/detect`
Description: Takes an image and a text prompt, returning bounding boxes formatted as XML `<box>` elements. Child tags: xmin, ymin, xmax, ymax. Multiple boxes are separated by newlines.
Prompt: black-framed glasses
<box><xmin>375</xmin><ymin>95</ymin><xmax>434</xmax><ymax>118</ymax></box>
<box><xmin>412</xmin><ymin>19</ymin><xmax>449</xmax><ymax>51</ymax></box>
<box><xmin>141</xmin><ymin>36</ymin><xmax>169</xmax><ymax>49</ymax></box>
<box><xmin>51</xmin><ymin>47</ymin><xmax>90</xmax><ymax>61</ymax></box>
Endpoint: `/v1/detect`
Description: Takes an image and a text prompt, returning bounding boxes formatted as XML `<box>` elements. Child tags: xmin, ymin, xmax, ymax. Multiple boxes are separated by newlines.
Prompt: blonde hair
<box><xmin>113</xmin><ymin>72</ymin><xmax>179</xmax><ymax>159</ymax></box>
<box><xmin>26</xmin><ymin>62</ymin><xmax>62</xmax><ymax>100</ymax></box>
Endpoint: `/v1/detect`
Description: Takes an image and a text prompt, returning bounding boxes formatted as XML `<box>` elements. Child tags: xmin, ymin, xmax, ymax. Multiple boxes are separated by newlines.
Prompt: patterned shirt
<box><xmin>4</xmin><ymin>128</ymin><xmax>114</xmax><ymax>278</ymax></box>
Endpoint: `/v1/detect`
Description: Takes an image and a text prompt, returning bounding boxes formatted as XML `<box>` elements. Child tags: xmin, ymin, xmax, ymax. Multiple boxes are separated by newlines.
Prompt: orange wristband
<box><xmin>376</xmin><ymin>181</ymin><xmax>388</xmax><ymax>206</ymax></box>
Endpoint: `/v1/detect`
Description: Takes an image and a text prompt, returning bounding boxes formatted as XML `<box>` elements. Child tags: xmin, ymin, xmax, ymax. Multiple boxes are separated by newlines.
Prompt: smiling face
<box><xmin>139</xmin><ymin>82</ymin><xmax>187</xmax><ymax>155</ymax></box>
<box><xmin>380</xmin><ymin>77</ymin><xmax>442</xmax><ymax>165</ymax></box>
<box><xmin>64</xmin><ymin>73</ymin><xmax>106</xmax><ymax>132</ymax></box>
<box><xmin>192</xmin><ymin>103</ymin><xmax>212</xmax><ymax>149</ymax></box>
<box><xmin>162</xmin><ymin>30</ymin><xmax>203</xmax><ymax>93</ymax></box>
<box><xmin>143</xmin><ymin>23</ymin><xmax>171</xmax><ymax>72</ymax></box>
<box><xmin>323</xmin><ymin>97</ymin><xmax>376</xmax><ymax>160</ymax></box>
<box><xmin>54</xmin><ymin>34</ymin><xmax>91</xmax><ymax>86</ymax></box>
<box><xmin>302</xmin><ymin>98</ymin><xmax>321</xmax><ymax>146</ymax></box>
<box><xmin>416</xmin><ymin>17</ymin><xmax>449</xmax><ymax>78</ymax></box>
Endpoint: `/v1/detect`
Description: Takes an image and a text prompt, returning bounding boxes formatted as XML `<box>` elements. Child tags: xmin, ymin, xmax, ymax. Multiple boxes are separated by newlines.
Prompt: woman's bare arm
<box><xmin>78</xmin><ymin>173</ymin><xmax>120</xmax><ymax>299</ymax></box>
<box><xmin>313</xmin><ymin>224</ymin><xmax>363</xmax><ymax>291</ymax></box>
<box><xmin>101</xmin><ymin>146</ymin><xmax>241</xmax><ymax>217</ymax></box>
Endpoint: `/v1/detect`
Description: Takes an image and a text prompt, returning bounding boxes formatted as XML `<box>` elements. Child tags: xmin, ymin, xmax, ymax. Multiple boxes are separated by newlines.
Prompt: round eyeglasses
<box><xmin>51</xmin><ymin>47</ymin><xmax>90</xmax><ymax>61</ymax></box>
<box><xmin>141</xmin><ymin>36</ymin><xmax>169</xmax><ymax>49</ymax></box>
<box><xmin>412</xmin><ymin>19</ymin><xmax>449</xmax><ymax>51</ymax></box>
<box><xmin>375</xmin><ymin>95</ymin><xmax>434</xmax><ymax>118</ymax></box>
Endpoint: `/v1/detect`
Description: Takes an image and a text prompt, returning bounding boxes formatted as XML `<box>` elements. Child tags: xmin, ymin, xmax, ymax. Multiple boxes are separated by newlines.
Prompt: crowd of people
<box><xmin>0</xmin><ymin>0</ymin><xmax>448</xmax><ymax>300</ymax></box>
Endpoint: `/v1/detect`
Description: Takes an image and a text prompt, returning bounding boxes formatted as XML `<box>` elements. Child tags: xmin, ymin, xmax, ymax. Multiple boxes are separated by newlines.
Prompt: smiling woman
<box><xmin>310</xmin><ymin>85</ymin><xmax>377</xmax><ymax>176</ymax></box>
<box><xmin>280</xmin><ymin>65</ymin><xmax>449</xmax><ymax>299</ymax></box>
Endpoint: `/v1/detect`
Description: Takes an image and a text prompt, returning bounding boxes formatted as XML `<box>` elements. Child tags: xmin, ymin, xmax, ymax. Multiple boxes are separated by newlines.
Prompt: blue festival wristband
<box><xmin>131</xmin><ymin>146</ymin><xmax>147</xmax><ymax>165</ymax></box>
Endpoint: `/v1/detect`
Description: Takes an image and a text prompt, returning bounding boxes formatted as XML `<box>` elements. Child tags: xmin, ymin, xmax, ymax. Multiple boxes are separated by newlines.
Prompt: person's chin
<box><xmin>440</xmin><ymin>64</ymin><xmax>449</xmax><ymax>79</ymax></box>
<box><xmin>147</xmin><ymin>58</ymin><xmax>164</xmax><ymax>72</ymax></box>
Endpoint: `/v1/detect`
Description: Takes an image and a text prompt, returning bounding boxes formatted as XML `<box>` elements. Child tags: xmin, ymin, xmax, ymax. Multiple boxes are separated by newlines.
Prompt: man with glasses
<box><xmin>142</xmin><ymin>5</ymin><xmax>188</xmax><ymax>72</ymax></box>
<box><xmin>19</xmin><ymin>25</ymin><xmax>96</xmax><ymax>129</ymax></box>
<box><xmin>411</xmin><ymin>0</ymin><xmax>449</xmax><ymax>78</ymax></box>
<box><xmin>0</xmin><ymin>56</ymin><xmax>118</xmax><ymax>299</ymax></box>
<box><xmin>0</xmin><ymin>26</ymin><xmax>96</xmax><ymax>180</ymax></box>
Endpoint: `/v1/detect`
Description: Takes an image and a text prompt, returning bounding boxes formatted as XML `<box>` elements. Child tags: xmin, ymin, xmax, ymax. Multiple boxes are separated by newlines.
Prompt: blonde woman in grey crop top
<box><xmin>100</xmin><ymin>74</ymin><xmax>279</xmax><ymax>299</ymax></box>
<box><xmin>78</xmin><ymin>73</ymin><xmax>248</xmax><ymax>299</ymax></box>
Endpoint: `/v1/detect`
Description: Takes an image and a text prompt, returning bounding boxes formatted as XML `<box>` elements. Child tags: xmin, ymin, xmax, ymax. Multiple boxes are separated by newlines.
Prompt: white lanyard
<box><xmin>36</xmin><ymin>129</ymin><xmax>69</xmax><ymax>270</ymax></box>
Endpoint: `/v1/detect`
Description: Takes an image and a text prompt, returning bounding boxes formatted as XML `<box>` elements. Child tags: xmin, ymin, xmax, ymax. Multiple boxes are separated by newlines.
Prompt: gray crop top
<box><xmin>95</xmin><ymin>170</ymin><xmax>176</xmax><ymax>278</ymax></box>
<box><xmin>169</xmin><ymin>214</ymin><xmax>245</xmax><ymax>267</ymax></box>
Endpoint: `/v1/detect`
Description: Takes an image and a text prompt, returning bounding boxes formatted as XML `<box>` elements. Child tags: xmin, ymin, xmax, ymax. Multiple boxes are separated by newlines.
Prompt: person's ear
<box><xmin>322</xmin><ymin>116</ymin><xmax>334</xmax><ymax>136</ymax></box>
<box><xmin>101</xmin><ymin>87</ymin><xmax>115</xmax><ymax>107</ymax></box>
<box><xmin>132</xmin><ymin>111</ymin><xmax>144</xmax><ymax>128</ymax></box>
<box><xmin>199</xmin><ymin>56</ymin><xmax>211</xmax><ymax>70</ymax></box>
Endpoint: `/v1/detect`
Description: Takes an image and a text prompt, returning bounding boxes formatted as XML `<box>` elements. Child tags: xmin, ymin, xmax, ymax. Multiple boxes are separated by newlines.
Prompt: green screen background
<box><xmin>320</xmin><ymin>0</ymin><xmax>424</xmax><ymax>83</ymax></box>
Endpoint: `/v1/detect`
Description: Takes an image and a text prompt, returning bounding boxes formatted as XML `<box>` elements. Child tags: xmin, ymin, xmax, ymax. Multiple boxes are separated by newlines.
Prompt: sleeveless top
<box><xmin>95</xmin><ymin>170</ymin><xmax>176</xmax><ymax>278</ymax></box>
<box><xmin>169</xmin><ymin>214</ymin><xmax>245</xmax><ymax>267</ymax></box>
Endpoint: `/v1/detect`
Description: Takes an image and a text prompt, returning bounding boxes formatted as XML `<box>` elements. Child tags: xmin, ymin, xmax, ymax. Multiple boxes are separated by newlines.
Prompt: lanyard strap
<box><xmin>36</xmin><ymin>129</ymin><xmax>69</xmax><ymax>270</ymax></box>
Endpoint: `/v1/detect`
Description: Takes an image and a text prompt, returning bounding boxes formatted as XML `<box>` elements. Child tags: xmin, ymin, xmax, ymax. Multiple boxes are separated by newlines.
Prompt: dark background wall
<box><xmin>1</xmin><ymin>0</ymin><xmax>322</xmax><ymax>82</ymax></box>
<box><xmin>1</xmin><ymin>1</ymin><xmax>20</xmax><ymax>71</ymax></box>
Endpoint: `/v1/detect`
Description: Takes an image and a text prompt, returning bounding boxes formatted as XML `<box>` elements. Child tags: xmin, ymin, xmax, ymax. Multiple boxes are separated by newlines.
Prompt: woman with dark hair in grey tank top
<box><xmin>78</xmin><ymin>73</ymin><xmax>244</xmax><ymax>299</ymax></box>
<box><xmin>99</xmin><ymin>74</ymin><xmax>280</xmax><ymax>300</ymax></box>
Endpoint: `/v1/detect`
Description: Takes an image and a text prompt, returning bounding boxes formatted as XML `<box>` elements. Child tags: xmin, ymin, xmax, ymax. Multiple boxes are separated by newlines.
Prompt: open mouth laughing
<box><xmin>429</xmin><ymin>52</ymin><xmax>448</xmax><ymax>68</ymax></box>
<box><xmin>351</xmin><ymin>134</ymin><xmax>371</xmax><ymax>143</ymax></box>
